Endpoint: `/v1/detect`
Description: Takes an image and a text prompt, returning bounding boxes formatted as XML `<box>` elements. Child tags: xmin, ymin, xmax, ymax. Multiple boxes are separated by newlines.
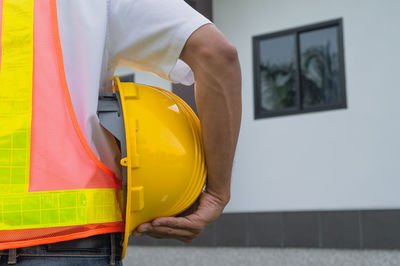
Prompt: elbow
<box><xmin>182</xmin><ymin>24</ymin><xmax>241</xmax><ymax>98</ymax></box>
<box><xmin>196</xmin><ymin>41</ymin><xmax>241</xmax><ymax>96</ymax></box>
<box><xmin>197</xmin><ymin>41</ymin><xmax>241</xmax><ymax>97</ymax></box>
<box><xmin>214</xmin><ymin>42</ymin><xmax>239</xmax><ymax>66</ymax></box>
<box><xmin>198</xmin><ymin>41</ymin><xmax>239</xmax><ymax>70</ymax></box>
<box><xmin>181</xmin><ymin>24</ymin><xmax>240</xmax><ymax>77</ymax></box>
<box><xmin>224</xmin><ymin>44</ymin><xmax>239</xmax><ymax>66</ymax></box>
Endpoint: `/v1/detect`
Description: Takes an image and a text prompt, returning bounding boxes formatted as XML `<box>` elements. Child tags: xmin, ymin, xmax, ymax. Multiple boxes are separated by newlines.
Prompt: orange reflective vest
<box><xmin>0</xmin><ymin>0</ymin><xmax>124</xmax><ymax>249</ymax></box>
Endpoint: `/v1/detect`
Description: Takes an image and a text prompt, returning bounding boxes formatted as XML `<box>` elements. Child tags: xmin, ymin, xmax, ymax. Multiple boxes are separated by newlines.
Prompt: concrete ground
<box><xmin>124</xmin><ymin>246</ymin><xmax>400</xmax><ymax>266</ymax></box>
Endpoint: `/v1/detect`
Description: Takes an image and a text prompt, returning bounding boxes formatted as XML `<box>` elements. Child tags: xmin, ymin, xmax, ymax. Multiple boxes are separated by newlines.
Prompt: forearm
<box><xmin>181</xmin><ymin>24</ymin><xmax>242</xmax><ymax>205</ymax></box>
<box><xmin>135</xmin><ymin>24</ymin><xmax>241</xmax><ymax>241</ymax></box>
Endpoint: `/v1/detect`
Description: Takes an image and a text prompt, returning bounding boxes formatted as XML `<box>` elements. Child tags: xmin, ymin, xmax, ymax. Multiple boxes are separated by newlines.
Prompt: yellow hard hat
<box><xmin>99</xmin><ymin>77</ymin><xmax>207</xmax><ymax>258</ymax></box>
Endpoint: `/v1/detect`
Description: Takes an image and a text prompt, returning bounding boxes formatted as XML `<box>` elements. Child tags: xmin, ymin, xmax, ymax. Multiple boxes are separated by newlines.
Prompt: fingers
<box><xmin>133</xmin><ymin>223</ymin><xmax>199</xmax><ymax>243</ymax></box>
<box><xmin>152</xmin><ymin>217</ymin><xmax>191</xmax><ymax>229</ymax></box>
<box><xmin>131</xmin><ymin>192</ymin><xmax>226</xmax><ymax>243</ymax></box>
<box><xmin>152</xmin><ymin>216</ymin><xmax>204</xmax><ymax>234</ymax></box>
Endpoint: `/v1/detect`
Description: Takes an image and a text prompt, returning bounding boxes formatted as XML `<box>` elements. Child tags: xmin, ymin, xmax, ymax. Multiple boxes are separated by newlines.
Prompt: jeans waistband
<box><xmin>0</xmin><ymin>233</ymin><xmax>122</xmax><ymax>265</ymax></box>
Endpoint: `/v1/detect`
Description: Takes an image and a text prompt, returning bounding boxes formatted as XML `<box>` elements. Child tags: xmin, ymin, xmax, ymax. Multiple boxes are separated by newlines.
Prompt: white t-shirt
<box><xmin>56</xmin><ymin>0</ymin><xmax>211</xmax><ymax>176</ymax></box>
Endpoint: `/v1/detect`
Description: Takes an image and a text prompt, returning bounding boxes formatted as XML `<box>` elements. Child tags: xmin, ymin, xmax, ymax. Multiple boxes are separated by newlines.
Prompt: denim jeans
<box><xmin>0</xmin><ymin>233</ymin><xmax>123</xmax><ymax>265</ymax></box>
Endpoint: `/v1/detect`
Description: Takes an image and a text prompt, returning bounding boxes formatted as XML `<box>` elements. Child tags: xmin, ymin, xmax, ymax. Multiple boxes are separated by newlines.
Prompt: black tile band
<box><xmin>129</xmin><ymin>210</ymin><xmax>400</xmax><ymax>249</ymax></box>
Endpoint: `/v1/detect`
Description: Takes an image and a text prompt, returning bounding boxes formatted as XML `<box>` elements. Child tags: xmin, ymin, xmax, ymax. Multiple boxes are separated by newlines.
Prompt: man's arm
<box><xmin>133</xmin><ymin>24</ymin><xmax>242</xmax><ymax>242</ymax></box>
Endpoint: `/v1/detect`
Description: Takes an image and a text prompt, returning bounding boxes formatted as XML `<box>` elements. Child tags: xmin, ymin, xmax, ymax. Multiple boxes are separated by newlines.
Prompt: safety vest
<box><xmin>0</xmin><ymin>0</ymin><xmax>124</xmax><ymax>249</ymax></box>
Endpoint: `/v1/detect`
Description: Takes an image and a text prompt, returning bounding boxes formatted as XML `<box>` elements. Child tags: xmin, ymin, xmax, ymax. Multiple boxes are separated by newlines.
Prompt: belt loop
<box><xmin>109</xmin><ymin>233</ymin><xmax>116</xmax><ymax>265</ymax></box>
<box><xmin>7</xmin><ymin>249</ymin><xmax>17</xmax><ymax>265</ymax></box>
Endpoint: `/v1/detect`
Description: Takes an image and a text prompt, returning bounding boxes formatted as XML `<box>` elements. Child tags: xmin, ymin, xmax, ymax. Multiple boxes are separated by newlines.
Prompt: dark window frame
<box><xmin>118</xmin><ymin>74</ymin><xmax>135</xmax><ymax>83</ymax></box>
<box><xmin>253</xmin><ymin>18</ymin><xmax>347</xmax><ymax>119</ymax></box>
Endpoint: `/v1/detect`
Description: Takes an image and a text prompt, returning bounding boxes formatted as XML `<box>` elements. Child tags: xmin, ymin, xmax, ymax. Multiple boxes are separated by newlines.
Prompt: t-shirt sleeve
<box><xmin>108</xmin><ymin>0</ymin><xmax>212</xmax><ymax>85</ymax></box>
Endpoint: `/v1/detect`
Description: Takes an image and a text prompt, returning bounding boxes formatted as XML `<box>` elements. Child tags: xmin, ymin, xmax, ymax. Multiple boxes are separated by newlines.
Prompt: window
<box><xmin>253</xmin><ymin>19</ymin><xmax>346</xmax><ymax>119</ymax></box>
<box><xmin>184</xmin><ymin>0</ymin><xmax>196</xmax><ymax>8</ymax></box>
<box><xmin>119</xmin><ymin>74</ymin><xmax>135</xmax><ymax>83</ymax></box>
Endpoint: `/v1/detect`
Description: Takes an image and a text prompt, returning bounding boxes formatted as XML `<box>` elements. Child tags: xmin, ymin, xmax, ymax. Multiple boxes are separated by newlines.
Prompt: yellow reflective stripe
<box><xmin>0</xmin><ymin>1</ymin><xmax>122</xmax><ymax>230</ymax></box>
<box><xmin>0</xmin><ymin>0</ymin><xmax>34</xmax><ymax>193</ymax></box>
<box><xmin>0</xmin><ymin>189</ymin><xmax>123</xmax><ymax>229</ymax></box>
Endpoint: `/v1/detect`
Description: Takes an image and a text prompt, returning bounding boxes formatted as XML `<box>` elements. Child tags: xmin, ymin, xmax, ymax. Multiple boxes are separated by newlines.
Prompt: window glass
<box><xmin>300</xmin><ymin>26</ymin><xmax>341</xmax><ymax>108</ymax></box>
<box><xmin>259</xmin><ymin>35</ymin><xmax>297</xmax><ymax>111</ymax></box>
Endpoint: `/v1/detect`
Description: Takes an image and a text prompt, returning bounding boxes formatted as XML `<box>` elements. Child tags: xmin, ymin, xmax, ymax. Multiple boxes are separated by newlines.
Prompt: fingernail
<box><xmin>154</xmin><ymin>222</ymin><xmax>160</xmax><ymax>226</ymax></box>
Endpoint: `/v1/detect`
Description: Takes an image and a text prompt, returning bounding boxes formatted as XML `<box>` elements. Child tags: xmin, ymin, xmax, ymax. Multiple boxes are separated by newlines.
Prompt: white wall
<box><xmin>213</xmin><ymin>0</ymin><xmax>400</xmax><ymax>212</ymax></box>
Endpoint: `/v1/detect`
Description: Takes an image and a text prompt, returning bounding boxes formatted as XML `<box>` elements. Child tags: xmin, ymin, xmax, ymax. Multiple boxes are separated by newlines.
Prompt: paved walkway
<box><xmin>124</xmin><ymin>247</ymin><xmax>400</xmax><ymax>266</ymax></box>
